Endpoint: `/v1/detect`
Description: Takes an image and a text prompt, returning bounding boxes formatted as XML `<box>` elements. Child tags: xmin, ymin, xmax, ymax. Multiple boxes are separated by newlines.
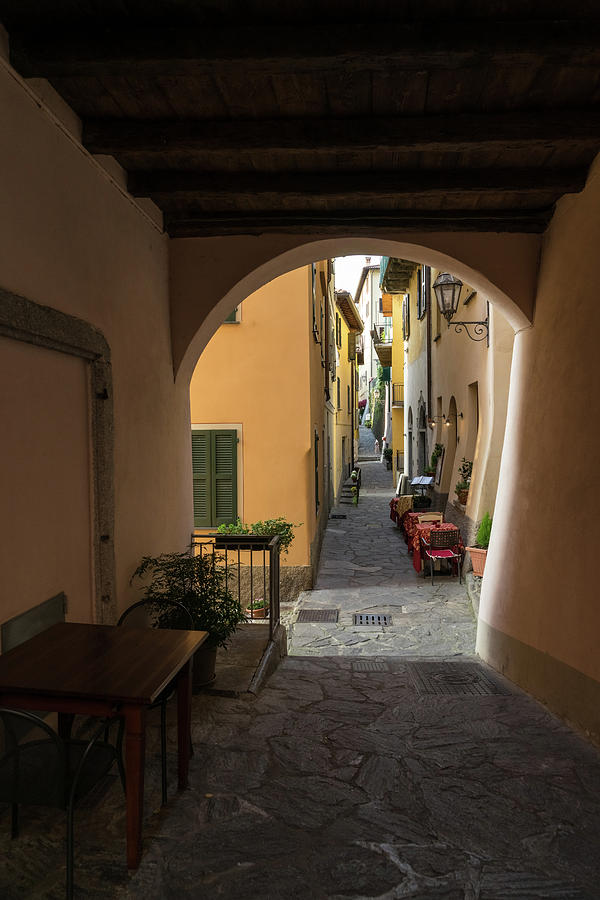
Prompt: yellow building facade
<box><xmin>332</xmin><ymin>290</ymin><xmax>364</xmax><ymax>500</ymax></box>
<box><xmin>189</xmin><ymin>262</ymin><xmax>334</xmax><ymax>596</ymax></box>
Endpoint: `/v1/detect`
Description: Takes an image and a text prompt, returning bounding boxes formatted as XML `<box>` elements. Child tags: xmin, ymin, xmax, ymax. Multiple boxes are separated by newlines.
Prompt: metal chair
<box><xmin>0</xmin><ymin>708</ymin><xmax>124</xmax><ymax>900</ymax></box>
<box><xmin>116</xmin><ymin>599</ymin><xmax>193</xmax><ymax>805</ymax></box>
<box><xmin>417</xmin><ymin>512</ymin><xmax>443</xmax><ymax>524</ymax></box>
<box><xmin>421</xmin><ymin>528</ymin><xmax>462</xmax><ymax>584</ymax></box>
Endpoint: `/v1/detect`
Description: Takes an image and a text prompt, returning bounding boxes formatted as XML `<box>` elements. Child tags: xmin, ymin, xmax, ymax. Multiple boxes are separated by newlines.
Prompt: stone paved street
<box><xmin>3</xmin><ymin>657</ymin><xmax>600</xmax><ymax>898</ymax></box>
<box><xmin>285</xmin><ymin>428</ymin><xmax>477</xmax><ymax>659</ymax></box>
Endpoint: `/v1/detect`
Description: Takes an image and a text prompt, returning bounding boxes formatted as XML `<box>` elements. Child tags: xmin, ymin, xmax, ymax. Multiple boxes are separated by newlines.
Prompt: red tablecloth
<box><xmin>402</xmin><ymin>512</ymin><xmax>429</xmax><ymax>547</ymax></box>
<box><xmin>411</xmin><ymin>522</ymin><xmax>463</xmax><ymax>574</ymax></box>
<box><xmin>389</xmin><ymin>496</ymin><xmax>413</xmax><ymax>524</ymax></box>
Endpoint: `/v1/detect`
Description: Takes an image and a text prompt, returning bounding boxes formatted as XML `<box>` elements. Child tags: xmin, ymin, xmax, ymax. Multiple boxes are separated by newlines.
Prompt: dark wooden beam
<box><xmin>83</xmin><ymin>110</ymin><xmax>600</xmax><ymax>156</ymax></box>
<box><xmin>11</xmin><ymin>20</ymin><xmax>600</xmax><ymax>77</ymax></box>
<box><xmin>164</xmin><ymin>208</ymin><xmax>553</xmax><ymax>237</ymax></box>
<box><xmin>129</xmin><ymin>168</ymin><xmax>586</xmax><ymax>202</ymax></box>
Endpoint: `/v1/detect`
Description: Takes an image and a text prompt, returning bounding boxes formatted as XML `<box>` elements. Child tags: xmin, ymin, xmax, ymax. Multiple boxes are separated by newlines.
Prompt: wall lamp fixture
<box><xmin>433</xmin><ymin>273</ymin><xmax>489</xmax><ymax>345</ymax></box>
<box><xmin>444</xmin><ymin>412</ymin><xmax>463</xmax><ymax>426</ymax></box>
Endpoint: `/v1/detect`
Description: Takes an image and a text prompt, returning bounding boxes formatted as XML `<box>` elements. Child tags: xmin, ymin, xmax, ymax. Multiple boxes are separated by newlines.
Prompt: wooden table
<box><xmin>0</xmin><ymin>622</ymin><xmax>208</xmax><ymax>869</ymax></box>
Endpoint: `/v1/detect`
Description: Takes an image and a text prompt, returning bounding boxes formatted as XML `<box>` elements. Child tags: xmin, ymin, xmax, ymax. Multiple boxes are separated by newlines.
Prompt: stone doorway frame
<box><xmin>0</xmin><ymin>286</ymin><xmax>115</xmax><ymax>624</ymax></box>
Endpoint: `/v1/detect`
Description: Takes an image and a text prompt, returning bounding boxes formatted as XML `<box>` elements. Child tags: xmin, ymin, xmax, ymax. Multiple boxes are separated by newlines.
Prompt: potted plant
<box><xmin>383</xmin><ymin>447</ymin><xmax>393</xmax><ymax>470</ymax></box>
<box><xmin>466</xmin><ymin>512</ymin><xmax>492</xmax><ymax>577</ymax></box>
<box><xmin>351</xmin><ymin>484</ymin><xmax>359</xmax><ymax>505</ymax></box>
<box><xmin>216</xmin><ymin>516</ymin><xmax>300</xmax><ymax>554</ymax></box>
<box><xmin>130</xmin><ymin>548</ymin><xmax>246</xmax><ymax>690</ymax></box>
<box><xmin>454</xmin><ymin>457</ymin><xmax>473</xmax><ymax>505</ymax></box>
<box><xmin>351</xmin><ymin>469</ymin><xmax>358</xmax><ymax>482</ymax></box>
<box><xmin>246</xmin><ymin>596</ymin><xmax>268</xmax><ymax>618</ymax></box>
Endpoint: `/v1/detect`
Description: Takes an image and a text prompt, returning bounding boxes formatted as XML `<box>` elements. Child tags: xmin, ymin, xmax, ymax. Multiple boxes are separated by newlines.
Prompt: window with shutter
<box><xmin>191</xmin><ymin>429</ymin><xmax>237</xmax><ymax>527</ymax></box>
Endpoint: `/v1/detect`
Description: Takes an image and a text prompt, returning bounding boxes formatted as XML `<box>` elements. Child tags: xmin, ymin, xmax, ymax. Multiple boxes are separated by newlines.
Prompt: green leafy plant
<box><xmin>383</xmin><ymin>447</ymin><xmax>393</xmax><ymax>462</ymax></box>
<box><xmin>476</xmin><ymin>512</ymin><xmax>492</xmax><ymax>549</ymax></box>
<box><xmin>130</xmin><ymin>549</ymin><xmax>245</xmax><ymax>649</ymax></box>
<box><xmin>455</xmin><ymin>457</ymin><xmax>473</xmax><ymax>493</ymax></box>
<box><xmin>247</xmin><ymin>597</ymin><xmax>267</xmax><ymax>610</ymax></box>
<box><xmin>430</xmin><ymin>443</ymin><xmax>444</xmax><ymax>466</ymax></box>
<box><xmin>216</xmin><ymin>516</ymin><xmax>300</xmax><ymax>554</ymax></box>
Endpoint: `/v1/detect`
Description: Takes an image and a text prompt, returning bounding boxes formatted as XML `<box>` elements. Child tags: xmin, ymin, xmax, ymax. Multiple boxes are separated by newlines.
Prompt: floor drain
<box><xmin>408</xmin><ymin>662</ymin><xmax>512</xmax><ymax>696</ymax></box>
<box><xmin>330</xmin><ymin>513</ymin><xmax>347</xmax><ymax>519</ymax></box>
<box><xmin>352</xmin><ymin>660</ymin><xmax>390</xmax><ymax>672</ymax></box>
<box><xmin>297</xmin><ymin>608</ymin><xmax>339</xmax><ymax>624</ymax></box>
<box><xmin>354</xmin><ymin>614</ymin><xmax>393</xmax><ymax>626</ymax></box>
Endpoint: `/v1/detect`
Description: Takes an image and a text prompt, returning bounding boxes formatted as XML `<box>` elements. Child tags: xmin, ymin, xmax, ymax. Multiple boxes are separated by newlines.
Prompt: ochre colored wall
<box><xmin>477</xmin><ymin>156</ymin><xmax>600</xmax><ymax>730</ymax></box>
<box><xmin>333</xmin><ymin>306</ymin><xmax>354</xmax><ymax>497</ymax></box>
<box><xmin>189</xmin><ymin>267</ymin><xmax>315</xmax><ymax>568</ymax></box>
<box><xmin>0</xmin><ymin>61</ymin><xmax>189</xmax><ymax>622</ymax></box>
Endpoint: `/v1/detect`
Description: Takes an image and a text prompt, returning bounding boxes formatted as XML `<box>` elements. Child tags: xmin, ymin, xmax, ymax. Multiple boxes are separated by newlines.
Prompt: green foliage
<box><xmin>352</xmin><ymin>495</ymin><xmax>358</xmax><ymax>506</ymax></box>
<box><xmin>247</xmin><ymin>597</ymin><xmax>267</xmax><ymax>610</ymax></box>
<box><xmin>130</xmin><ymin>550</ymin><xmax>245</xmax><ymax>649</ymax></box>
<box><xmin>383</xmin><ymin>447</ymin><xmax>393</xmax><ymax>461</ymax></box>
<box><xmin>216</xmin><ymin>516</ymin><xmax>300</xmax><ymax>554</ymax></box>
<box><xmin>371</xmin><ymin>399</ymin><xmax>384</xmax><ymax>443</ymax></box>
<box><xmin>455</xmin><ymin>457</ymin><xmax>473</xmax><ymax>493</ymax></box>
<box><xmin>430</xmin><ymin>443</ymin><xmax>444</xmax><ymax>467</ymax></box>
<box><xmin>476</xmin><ymin>512</ymin><xmax>492</xmax><ymax>549</ymax></box>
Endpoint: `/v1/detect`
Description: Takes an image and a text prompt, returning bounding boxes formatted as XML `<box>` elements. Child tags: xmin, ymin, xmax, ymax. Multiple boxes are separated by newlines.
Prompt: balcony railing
<box><xmin>371</xmin><ymin>324</ymin><xmax>393</xmax><ymax>344</ymax></box>
<box><xmin>191</xmin><ymin>533</ymin><xmax>281</xmax><ymax>640</ymax></box>
<box><xmin>392</xmin><ymin>383</ymin><xmax>404</xmax><ymax>407</ymax></box>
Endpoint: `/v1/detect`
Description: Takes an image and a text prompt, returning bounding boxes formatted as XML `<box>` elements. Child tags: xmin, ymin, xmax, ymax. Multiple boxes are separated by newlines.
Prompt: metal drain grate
<box><xmin>330</xmin><ymin>513</ymin><xmax>347</xmax><ymax>519</ymax></box>
<box><xmin>409</xmin><ymin>662</ymin><xmax>512</xmax><ymax>696</ymax></box>
<box><xmin>296</xmin><ymin>608</ymin><xmax>339</xmax><ymax>624</ymax></box>
<box><xmin>352</xmin><ymin>660</ymin><xmax>390</xmax><ymax>672</ymax></box>
<box><xmin>354</xmin><ymin>613</ymin><xmax>393</xmax><ymax>626</ymax></box>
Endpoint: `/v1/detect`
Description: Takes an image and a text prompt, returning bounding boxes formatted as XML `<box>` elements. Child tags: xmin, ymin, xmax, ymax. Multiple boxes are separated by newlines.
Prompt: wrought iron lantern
<box><xmin>432</xmin><ymin>272</ymin><xmax>489</xmax><ymax>344</ymax></box>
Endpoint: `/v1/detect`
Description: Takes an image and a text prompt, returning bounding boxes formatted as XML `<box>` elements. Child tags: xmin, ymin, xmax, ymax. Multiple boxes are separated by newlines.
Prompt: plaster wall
<box><xmin>189</xmin><ymin>267</ymin><xmax>314</xmax><ymax>569</ymax></box>
<box><xmin>478</xmin><ymin>156</ymin><xmax>600</xmax><ymax>729</ymax></box>
<box><xmin>0</xmin><ymin>60</ymin><xmax>188</xmax><ymax>620</ymax></box>
<box><xmin>0</xmin><ymin>338</ymin><xmax>92</xmax><ymax>626</ymax></box>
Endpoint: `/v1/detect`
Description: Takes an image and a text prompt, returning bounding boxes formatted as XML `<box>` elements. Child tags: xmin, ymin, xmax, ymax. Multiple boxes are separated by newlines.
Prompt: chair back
<box><xmin>429</xmin><ymin>528</ymin><xmax>460</xmax><ymax>549</ymax></box>
<box><xmin>117</xmin><ymin>599</ymin><xmax>193</xmax><ymax>630</ymax></box>
<box><xmin>417</xmin><ymin>512</ymin><xmax>443</xmax><ymax>524</ymax></box>
<box><xmin>0</xmin><ymin>709</ymin><xmax>66</xmax><ymax>808</ymax></box>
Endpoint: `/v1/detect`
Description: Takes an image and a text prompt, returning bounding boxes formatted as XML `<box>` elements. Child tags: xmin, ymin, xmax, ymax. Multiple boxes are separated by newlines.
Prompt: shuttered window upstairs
<box><xmin>191</xmin><ymin>429</ymin><xmax>237</xmax><ymax>527</ymax></box>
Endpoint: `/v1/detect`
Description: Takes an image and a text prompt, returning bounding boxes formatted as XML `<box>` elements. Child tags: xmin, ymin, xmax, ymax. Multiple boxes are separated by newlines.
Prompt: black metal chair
<box><xmin>0</xmin><ymin>708</ymin><xmax>124</xmax><ymax>899</ymax></box>
<box><xmin>421</xmin><ymin>527</ymin><xmax>462</xmax><ymax>584</ymax></box>
<box><xmin>116</xmin><ymin>599</ymin><xmax>194</xmax><ymax>805</ymax></box>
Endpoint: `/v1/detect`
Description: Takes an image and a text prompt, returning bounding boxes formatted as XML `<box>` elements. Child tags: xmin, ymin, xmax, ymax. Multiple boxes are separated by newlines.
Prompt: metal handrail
<box><xmin>191</xmin><ymin>533</ymin><xmax>281</xmax><ymax>639</ymax></box>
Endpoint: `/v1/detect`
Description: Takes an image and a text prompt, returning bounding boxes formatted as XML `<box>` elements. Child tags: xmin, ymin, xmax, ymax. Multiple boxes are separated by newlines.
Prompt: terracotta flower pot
<box><xmin>456</xmin><ymin>489</ymin><xmax>469</xmax><ymax>505</ymax></box>
<box><xmin>246</xmin><ymin>605</ymin><xmax>268</xmax><ymax>618</ymax></box>
<box><xmin>466</xmin><ymin>546</ymin><xmax>487</xmax><ymax>577</ymax></box>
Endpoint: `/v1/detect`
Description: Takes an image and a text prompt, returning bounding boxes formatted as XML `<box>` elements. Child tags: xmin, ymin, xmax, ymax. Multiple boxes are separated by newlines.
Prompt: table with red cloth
<box><xmin>411</xmin><ymin>522</ymin><xmax>464</xmax><ymax>574</ymax></box>
<box><xmin>389</xmin><ymin>495</ymin><xmax>413</xmax><ymax>525</ymax></box>
<box><xmin>402</xmin><ymin>511</ymin><xmax>429</xmax><ymax>548</ymax></box>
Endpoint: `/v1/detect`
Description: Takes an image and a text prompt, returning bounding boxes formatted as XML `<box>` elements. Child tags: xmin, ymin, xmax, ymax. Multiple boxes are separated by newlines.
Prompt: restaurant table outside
<box><xmin>401</xmin><ymin>511</ymin><xmax>440</xmax><ymax>551</ymax></box>
<box><xmin>412</xmin><ymin>522</ymin><xmax>464</xmax><ymax>574</ymax></box>
<box><xmin>0</xmin><ymin>621</ymin><xmax>208</xmax><ymax>870</ymax></box>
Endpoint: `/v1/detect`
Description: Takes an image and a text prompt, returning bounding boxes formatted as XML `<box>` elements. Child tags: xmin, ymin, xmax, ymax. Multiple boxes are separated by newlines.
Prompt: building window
<box><xmin>224</xmin><ymin>305</ymin><xmax>240</xmax><ymax>323</ymax></box>
<box><xmin>191</xmin><ymin>429</ymin><xmax>237</xmax><ymax>527</ymax></box>
<box><xmin>337</xmin><ymin>377</ymin><xmax>341</xmax><ymax>409</ymax></box>
<box><xmin>403</xmin><ymin>295</ymin><xmax>410</xmax><ymax>340</ymax></box>
<box><xmin>417</xmin><ymin>266</ymin><xmax>429</xmax><ymax>320</ymax></box>
<box><xmin>347</xmin><ymin>384</ymin><xmax>351</xmax><ymax>414</ymax></box>
<box><xmin>311</xmin><ymin>263</ymin><xmax>320</xmax><ymax>342</ymax></box>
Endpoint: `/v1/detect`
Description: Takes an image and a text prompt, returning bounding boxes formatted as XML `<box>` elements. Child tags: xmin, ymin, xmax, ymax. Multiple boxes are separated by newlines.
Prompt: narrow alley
<box><xmin>285</xmin><ymin>426</ymin><xmax>477</xmax><ymax>659</ymax></box>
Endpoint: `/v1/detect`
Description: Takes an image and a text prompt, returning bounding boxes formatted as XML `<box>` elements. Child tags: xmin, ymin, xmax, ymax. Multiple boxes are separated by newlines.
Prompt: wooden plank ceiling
<box><xmin>2</xmin><ymin>1</ymin><xmax>600</xmax><ymax>236</ymax></box>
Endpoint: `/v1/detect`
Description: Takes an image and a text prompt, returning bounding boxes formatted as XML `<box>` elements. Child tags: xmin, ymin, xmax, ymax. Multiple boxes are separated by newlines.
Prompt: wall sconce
<box><xmin>428</xmin><ymin>415</ymin><xmax>444</xmax><ymax>428</ymax></box>
<box><xmin>443</xmin><ymin>412</ymin><xmax>463</xmax><ymax>427</ymax></box>
<box><xmin>433</xmin><ymin>273</ymin><xmax>489</xmax><ymax>344</ymax></box>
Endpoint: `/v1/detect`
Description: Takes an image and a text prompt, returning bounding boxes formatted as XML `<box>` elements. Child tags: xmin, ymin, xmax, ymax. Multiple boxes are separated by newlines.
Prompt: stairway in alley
<box><xmin>285</xmin><ymin>427</ymin><xmax>476</xmax><ymax>658</ymax></box>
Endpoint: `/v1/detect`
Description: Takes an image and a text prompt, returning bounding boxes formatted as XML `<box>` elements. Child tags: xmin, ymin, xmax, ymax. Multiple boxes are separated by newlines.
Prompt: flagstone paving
<box><xmin>285</xmin><ymin>431</ymin><xmax>477</xmax><ymax>659</ymax></box>
<box><xmin>3</xmin><ymin>656</ymin><xmax>599</xmax><ymax>898</ymax></box>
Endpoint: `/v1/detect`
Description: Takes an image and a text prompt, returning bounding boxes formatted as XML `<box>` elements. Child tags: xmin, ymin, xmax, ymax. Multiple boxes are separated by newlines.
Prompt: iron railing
<box><xmin>191</xmin><ymin>533</ymin><xmax>281</xmax><ymax>640</ymax></box>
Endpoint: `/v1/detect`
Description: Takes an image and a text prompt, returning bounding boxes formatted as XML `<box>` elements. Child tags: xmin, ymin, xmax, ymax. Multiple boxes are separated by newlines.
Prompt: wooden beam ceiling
<box><xmin>10</xmin><ymin>20</ymin><xmax>600</xmax><ymax>77</ymax></box>
<box><xmin>83</xmin><ymin>111</ymin><xmax>600</xmax><ymax>157</ymax></box>
<box><xmin>128</xmin><ymin>169</ymin><xmax>587</xmax><ymax>204</ymax></box>
<box><xmin>165</xmin><ymin>208</ymin><xmax>553</xmax><ymax>237</ymax></box>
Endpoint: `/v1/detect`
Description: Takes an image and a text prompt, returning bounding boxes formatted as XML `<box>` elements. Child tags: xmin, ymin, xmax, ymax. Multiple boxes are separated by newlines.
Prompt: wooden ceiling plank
<box><xmin>164</xmin><ymin>207</ymin><xmax>553</xmax><ymax>236</ymax></box>
<box><xmin>82</xmin><ymin>110</ymin><xmax>600</xmax><ymax>155</ymax></box>
<box><xmin>11</xmin><ymin>21</ymin><xmax>600</xmax><ymax>77</ymax></box>
<box><xmin>127</xmin><ymin>168</ymin><xmax>588</xmax><ymax>201</ymax></box>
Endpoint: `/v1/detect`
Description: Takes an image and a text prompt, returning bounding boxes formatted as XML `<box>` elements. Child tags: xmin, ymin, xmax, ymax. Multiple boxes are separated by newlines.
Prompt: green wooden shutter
<box><xmin>212</xmin><ymin>430</ymin><xmax>237</xmax><ymax>525</ymax></box>
<box><xmin>191</xmin><ymin>431</ymin><xmax>211</xmax><ymax>527</ymax></box>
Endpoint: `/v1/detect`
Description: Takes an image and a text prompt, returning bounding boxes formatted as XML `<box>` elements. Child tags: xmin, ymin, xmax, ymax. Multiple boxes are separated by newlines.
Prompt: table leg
<box><xmin>123</xmin><ymin>704</ymin><xmax>146</xmax><ymax>870</ymax></box>
<box><xmin>176</xmin><ymin>659</ymin><xmax>192</xmax><ymax>790</ymax></box>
